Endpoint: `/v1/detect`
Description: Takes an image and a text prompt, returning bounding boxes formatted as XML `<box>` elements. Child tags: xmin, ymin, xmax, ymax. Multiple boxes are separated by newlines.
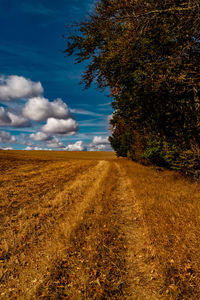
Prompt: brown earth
<box><xmin>0</xmin><ymin>151</ymin><xmax>200</xmax><ymax>299</ymax></box>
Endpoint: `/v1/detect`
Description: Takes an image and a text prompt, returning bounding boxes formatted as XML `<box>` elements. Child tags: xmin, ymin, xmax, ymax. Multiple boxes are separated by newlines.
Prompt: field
<box><xmin>0</xmin><ymin>151</ymin><xmax>200</xmax><ymax>299</ymax></box>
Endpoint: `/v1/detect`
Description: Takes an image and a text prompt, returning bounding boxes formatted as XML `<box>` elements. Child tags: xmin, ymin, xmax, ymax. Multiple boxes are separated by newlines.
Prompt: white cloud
<box><xmin>23</xmin><ymin>97</ymin><xmax>70</xmax><ymax>121</ymax></box>
<box><xmin>92</xmin><ymin>136</ymin><xmax>109</xmax><ymax>145</ymax></box>
<box><xmin>42</xmin><ymin>118</ymin><xmax>78</xmax><ymax>134</ymax></box>
<box><xmin>0</xmin><ymin>107</ymin><xmax>30</xmax><ymax>127</ymax></box>
<box><xmin>67</xmin><ymin>141</ymin><xmax>86</xmax><ymax>151</ymax></box>
<box><xmin>89</xmin><ymin>144</ymin><xmax>113</xmax><ymax>151</ymax></box>
<box><xmin>8</xmin><ymin>112</ymin><xmax>30</xmax><ymax>127</ymax></box>
<box><xmin>46</xmin><ymin>137</ymin><xmax>66</xmax><ymax>149</ymax></box>
<box><xmin>94</xmin><ymin>144</ymin><xmax>106</xmax><ymax>150</ymax></box>
<box><xmin>0</xmin><ymin>131</ymin><xmax>16</xmax><ymax>143</ymax></box>
<box><xmin>25</xmin><ymin>146</ymin><xmax>44</xmax><ymax>151</ymax></box>
<box><xmin>30</xmin><ymin>131</ymin><xmax>50</xmax><ymax>141</ymax></box>
<box><xmin>0</xmin><ymin>75</ymin><xmax>82</xmax><ymax>150</ymax></box>
<box><xmin>0</xmin><ymin>75</ymin><xmax>43</xmax><ymax>101</ymax></box>
<box><xmin>0</xmin><ymin>147</ymin><xmax>13</xmax><ymax>150</ymax></box>
<box><xmin>0</xmin><ymin>107</ymin><xmax>11</xmax><ymax>125</ymax></box>
<box><xmin>89</xmin><ymin>135</ymin><xmax>112</xmax><ymax>151</ymax></box>
<box><xmin>30</xmin><ymin>133</ymin><xmax>66</xmax><ymax>149</ymax></box>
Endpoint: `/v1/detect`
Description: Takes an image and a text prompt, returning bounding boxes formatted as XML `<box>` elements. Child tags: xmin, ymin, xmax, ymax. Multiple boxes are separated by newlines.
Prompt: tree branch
<box><xmin>116</xmin><ymin>5</ymin><xmax>199</xmax><ymax>20</ymax></box>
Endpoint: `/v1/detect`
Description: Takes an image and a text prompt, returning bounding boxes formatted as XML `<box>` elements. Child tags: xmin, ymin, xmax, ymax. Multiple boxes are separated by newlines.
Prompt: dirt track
<box><xmin>0</xmin><ymin>152</ymin><xmax>163</xmax><ymax>299</ymax></box>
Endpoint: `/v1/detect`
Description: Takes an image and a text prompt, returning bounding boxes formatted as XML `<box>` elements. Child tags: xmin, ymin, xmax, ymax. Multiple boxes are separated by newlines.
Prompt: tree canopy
<box><xmin>64</xmin><ymin>0</ymin><xmax>200</xmax><ymax>177</ymax></box>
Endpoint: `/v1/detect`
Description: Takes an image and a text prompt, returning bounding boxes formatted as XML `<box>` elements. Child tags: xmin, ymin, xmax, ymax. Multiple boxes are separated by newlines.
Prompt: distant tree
<box><xmin>64</xmin><ymin>0</ymin><xmax>200</xmax><ymax>176</ymax></box>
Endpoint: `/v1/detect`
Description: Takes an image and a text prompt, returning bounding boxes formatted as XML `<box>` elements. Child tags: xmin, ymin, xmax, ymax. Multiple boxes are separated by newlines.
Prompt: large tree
<box><xmin>65</xmin><ymin>0</ymin><xmax>200</xmax><ymax>175</ymax></box>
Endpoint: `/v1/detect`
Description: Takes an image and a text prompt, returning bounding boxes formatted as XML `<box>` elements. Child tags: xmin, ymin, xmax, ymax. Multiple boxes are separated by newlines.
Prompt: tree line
<box><xmin>65</xmin><ymin>0</ymin><xmax>200</xmax><ymax>178</ymax></box>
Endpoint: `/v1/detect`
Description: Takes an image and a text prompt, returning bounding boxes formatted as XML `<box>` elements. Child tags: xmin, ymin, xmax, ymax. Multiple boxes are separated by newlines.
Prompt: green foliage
<box><xmin>142</xmin><ymin>138</ymin><xmax>167</xmax><ymax>167</ymax></box>
<box><xmin>174</xmin><ymin>147</ymin><xmax>200</xmax><ymax>178</ymax></box>
<box><xmin>142</xmin><ymin>138</ymin><xmax>200</xmax><ymax>179</ymax></box>
<box><xmin>109</xmin><ymin>132</ymin><xmax>133</xmax><ymax>157</ymax></box>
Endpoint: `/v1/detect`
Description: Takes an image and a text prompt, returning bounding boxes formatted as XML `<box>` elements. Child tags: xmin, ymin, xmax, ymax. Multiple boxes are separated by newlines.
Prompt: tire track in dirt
<box><xmin>36</xmin><ymin>161</ymin><xmax>127</xmax><ymax>299</ymax></box>
<box><xmin>36</xmin><ymin>161</ymin><xmax>161</xmax><ymax>299</ymax></box>
<box><xmin>115</xmin><ymin>162</ymin><xmax>162</xmax><ymax>299</ymax></box>
<box><xmin>1</xmin><ymin>160</ymin><xmax>110</xmax><ymax>299</ymax></box>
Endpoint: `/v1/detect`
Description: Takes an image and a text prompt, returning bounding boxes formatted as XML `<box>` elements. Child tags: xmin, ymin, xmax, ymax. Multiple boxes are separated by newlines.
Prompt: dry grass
<box><xmin>0</xmin><ymin>151</ymin><xmax>100</xmax><ymax>298</ymax></box>
<box><xmin>0</xmin><ymin>150</ymin><xmax>116</xmax><ymax>162</ymax></box>
<box><xmin>119</xmin><ymin>159</ymin><xmax>200</xmax><ymax>299</ymax></box>
<box><xmin>36</xmin><ymin>162</ymin><xmax>127</xmax><ymax>299</ymax></box>
<box><xmin>0</xmin><ymin>151</ymin><xmax>200</xmax><ymax>299</ymax></box>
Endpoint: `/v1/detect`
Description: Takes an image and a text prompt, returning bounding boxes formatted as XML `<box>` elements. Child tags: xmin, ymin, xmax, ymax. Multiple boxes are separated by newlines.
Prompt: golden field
<box><xmin>0</xmin><ymin>150</ymin><xmax>200</xmax><ymax>299</ymax></box>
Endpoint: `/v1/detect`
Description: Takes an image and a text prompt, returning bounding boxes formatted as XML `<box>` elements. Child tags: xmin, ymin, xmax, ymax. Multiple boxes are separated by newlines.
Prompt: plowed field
<box><xmin>1</xmin><ymin>151</ymin><xmax>200</xmax><ymax>299</ymax></box>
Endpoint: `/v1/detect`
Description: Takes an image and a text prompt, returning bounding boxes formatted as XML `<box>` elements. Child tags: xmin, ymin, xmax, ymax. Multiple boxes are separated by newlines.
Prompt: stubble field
<box><xmin>0</xmin><ymin>150</ymin><xmax>200</xmax><ymax>299</ymax></box>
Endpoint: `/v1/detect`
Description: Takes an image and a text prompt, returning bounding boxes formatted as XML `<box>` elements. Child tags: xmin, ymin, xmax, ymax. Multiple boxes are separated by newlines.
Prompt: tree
<box><xmin>64</xmin><ymin>0</ymin><xmax>200</xmax><ymax>175</ymax></box>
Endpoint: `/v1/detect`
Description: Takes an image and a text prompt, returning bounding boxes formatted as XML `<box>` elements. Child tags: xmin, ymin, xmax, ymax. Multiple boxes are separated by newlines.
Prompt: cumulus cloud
<box><xmin>0</xmin><ymin>75</ymin><xmax>81</xmax><ymax>150</ymax></box>
<box><xmin>8</xmin><ymin>112</ymin><xmax>31</xmax><ymax>127</ymax></box>
<box><xmin>42</xmin><ymin>118</ymin><xmax>78</xmax><ymax>134</ymax></box>
<box><xmin>0</xmin><ymin>147</ymin><xmax>13</xmax><ymax>150</ymax></box>
<box><xmin>92</xmin><ymin>136</ymin><xmax>109</xmax><ymax>145</ymax></box>
<box><xmin>66</xmin><ymin>141</ymin><xmax>86</xmax><ymax>151</ymax></box>
<box><xmin>93</xmin><ymin>144</ymin><xmax>107</xmax><ymax>150</ymax></box>
<box><xmin>89</xmin><ymin>135</ymin><xmax>112</xmax><ymax>151</ymax></box>
<box><xmin>46</xmin><ymin>137</ymin><xmax>66</xmax><ymax>149</ymax></box>
<box><xmin>23</xmin><ymin>97</ymin><xmax>70</xmax><ymax>121</ymax></box>
<box><xmin>30</xmin><ymin>131</ymin><xmax>50</xmax><ymax>141</ymax></box>
<box><xmin>89</xmin><ymin>144</ymin><xmax>112</xmax><ymax>151</ymax></box>
<box><xmin>0</xmin><ymin>75</ymin><xmax>43</xmax><ymax>101</ymax></box>
<box><xmin>0</xmin><ymin>131</ymin><xmax>16</xmax><ymax>143</ymax></box>
<box><xmin>25</xmin><ymin>146</ymin><xmax>48</xmax><ymax>151</ymax></box>
<box><xmin>0</xmin><ymin>107</ymin><xmax>11</xmax><ymax>125</ymax></box>
<box><xmin>29</xmin><ymin>132</ymin><xmax>66</xmax><ymax>149</ymax></box>
<box><xmin>0</xmin><ymin>107</ymin><xmax>30</xmax><ymax>127</ymax></box>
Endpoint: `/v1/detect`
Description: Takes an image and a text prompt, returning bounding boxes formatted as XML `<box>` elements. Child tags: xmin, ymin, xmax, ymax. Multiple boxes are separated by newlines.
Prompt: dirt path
<box><xmin>115</xmin><ymin>162</ymin><xmax>161</xmax><ymax>299</ymax></box>
<box><xmin>1</xmin><ymin>157</ymin><xmax>162</xmax><ymax>299</ymax></box>
<box><xmin>34</xmin><ymin>161</ymin><xmax>161</xmax><ymax>299</ymax></box>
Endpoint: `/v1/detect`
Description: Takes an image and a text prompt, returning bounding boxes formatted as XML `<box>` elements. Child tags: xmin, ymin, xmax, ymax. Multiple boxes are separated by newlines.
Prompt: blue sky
<box><xmin>0</xmin><ymin>0</ymin><xmax>113</xmax><ymax>151</ymax></box>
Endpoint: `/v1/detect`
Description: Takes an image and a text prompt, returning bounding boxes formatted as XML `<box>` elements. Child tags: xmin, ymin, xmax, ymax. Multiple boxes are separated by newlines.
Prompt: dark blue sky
<box><xmin>0</xmin><ymin>0</ymin><xmax>113</xmax><ymax>151</ymax></box>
